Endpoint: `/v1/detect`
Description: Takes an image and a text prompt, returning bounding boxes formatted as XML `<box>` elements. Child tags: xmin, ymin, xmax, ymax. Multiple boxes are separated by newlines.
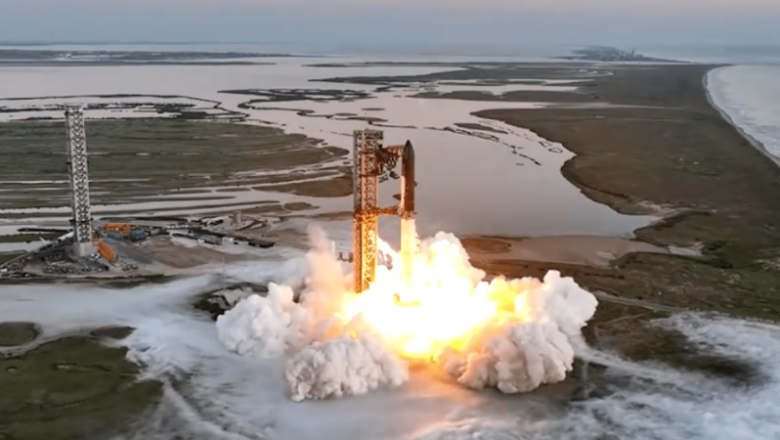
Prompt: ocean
<box><xmin>639</xmin><ymin>45</ymin><xmax>780</xmax><ymax>166</ymax></box>
<box><xmin>707</xmin><ymin>64</ymin><xmax>780</xmax><ymax>164</ymax></box>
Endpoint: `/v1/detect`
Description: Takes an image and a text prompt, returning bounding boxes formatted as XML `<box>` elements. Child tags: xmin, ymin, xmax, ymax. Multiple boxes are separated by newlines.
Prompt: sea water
<box><xmin>707</xmin><ymin>64</ymin><xmax>780</xmax><ymax>162</ymax></box>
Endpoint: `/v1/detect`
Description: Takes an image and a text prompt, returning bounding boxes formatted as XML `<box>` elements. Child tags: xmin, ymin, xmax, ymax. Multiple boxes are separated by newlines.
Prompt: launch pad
<box><xmin>351</xmin><ymin>130</ymin><xmax>416</xmax><ymax>293</ymax></box>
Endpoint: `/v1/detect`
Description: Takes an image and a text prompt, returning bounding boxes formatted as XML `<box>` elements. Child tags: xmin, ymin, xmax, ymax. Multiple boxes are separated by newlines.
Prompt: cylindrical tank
<box><xmin>401</xmin><ymin>140</ymin><xmax>415</xmax><ymax>219</ymax></box>
<box><xmin>97</xmin><ymin>241</ymin><xmax>117</xmax><ymax>262</ymax></box>
<box><xmin>399</xmin><ymin>141</ymin><xmax>417</xmax><ymax>291</ymax></box>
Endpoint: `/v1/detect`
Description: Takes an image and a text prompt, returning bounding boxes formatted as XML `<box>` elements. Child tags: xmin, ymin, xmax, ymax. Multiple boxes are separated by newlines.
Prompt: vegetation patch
<box><xmin>0</xmin><ymin>333</ymin><xmax>161</xmax><ymax>440</ymax></box>
<box><xmin>0</xmin><ymin>323</ymin><xmax>39</xmax><ymax>347</ymax></box>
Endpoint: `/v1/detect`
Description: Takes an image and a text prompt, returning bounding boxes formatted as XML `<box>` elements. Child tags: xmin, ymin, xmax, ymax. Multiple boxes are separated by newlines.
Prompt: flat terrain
<box><xmin>412</xmin><ymin>89</ymin><xmax>599</xmax><ymax>103</ymax></box>
<box><xmin>0</xmin><ymin>326</ymin><xmax>161</xmax><ymax>440</ymax></box>
<box><xmin>0</xmin><ymin>49</ymin><xmax>290</xmax><ymax>66</ymax></box>
<box><xmin>469</xmin><ymin>65</ymin><xmax>780</xmax><ymax>370</ymax></box>
<box><xmin>314</xmin><ymin>62</ymin><xmax>606</xmax><ymax>85</ymax></box>
<box><xmin>0</xmin><ymin>119</ymin><xmax>350</xmax><ymax>216</ymax></box>
<box><xmin>140</xmin><ymin>235</ymin><xmax>256</xmax><ymax>268</ymax></box>
<box><xmin>461</xmin><ymin>235</ymin><xmax>667</xmax><ymax>267</ymax></box>
<box><xmin>2</xmin><ymin>60</ymin><xmax>779</xmax><ymax>435</ymax></box>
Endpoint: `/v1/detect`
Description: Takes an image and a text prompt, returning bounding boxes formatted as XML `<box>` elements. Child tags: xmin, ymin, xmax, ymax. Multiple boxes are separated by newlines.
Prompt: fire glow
<box><xmin>217</xmin><ymin>225</ymin><xmax>599</xmax><ymax>401</ymax></box>
<box><xmin>217</xmin><ymin>120</ymin><xmax>596</xmax><ymax>402</ymax></box>
<box><xmin>339</xmin><ymin>227</ymin><xmax>530</xmax><ymax>360</ymax></box>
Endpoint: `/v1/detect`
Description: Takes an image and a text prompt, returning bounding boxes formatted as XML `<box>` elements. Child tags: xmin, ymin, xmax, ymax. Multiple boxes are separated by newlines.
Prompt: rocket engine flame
<box><xmin>217</xmin><ymin>225</ymin><xmax>598</xmax><ymax>401</ymax></box>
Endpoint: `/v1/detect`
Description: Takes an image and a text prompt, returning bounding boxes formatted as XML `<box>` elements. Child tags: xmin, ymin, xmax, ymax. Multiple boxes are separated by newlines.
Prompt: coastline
<box><xmin>305</xmin><ymin>60</ymin><xmax>780</xmax><ymax>321</ymax></box>
<box><xmin>4</xmin><ymin>51</ymin><xmax>780</xmax><ymax>440</ymax></box>
<box><xmin>3</xmin><ymin>62</ymin><xmax>779</xmax><ymax>312</ymax></box>
<box><xmin>473</xmin><ymin>63</ymin><xmax>780</xmax><ymax>254</ymax></box>
<box><xmin>454</xmin><ymin>62</ymin><xmax>780</xmax><ymax>370</ymax></box>
<box><xmin>703</xmin><ymin>66</ymin><xmax>780</xmax><ymax>169</ymax></box>
<box><xmin>2</xmin><ymin>57</ymin><xmax>780</xmax><ymax>438</ymax></box>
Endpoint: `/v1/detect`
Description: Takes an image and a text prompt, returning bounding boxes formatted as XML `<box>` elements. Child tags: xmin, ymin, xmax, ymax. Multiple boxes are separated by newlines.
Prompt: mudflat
<box><xmin>321</xmin><ymin>61</ymin><xmax>780</xmax><ymax>376</ymax></box>
<box><xmin>470</xmin><ymin>64</ymin><xmax>780</xmax><ymax>375</ymax></box>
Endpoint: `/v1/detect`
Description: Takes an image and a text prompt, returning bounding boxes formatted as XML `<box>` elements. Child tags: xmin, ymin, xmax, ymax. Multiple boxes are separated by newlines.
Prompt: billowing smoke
<box><xmin>216</xmin><ymin>225</ymin><xmax>598</xmax><ymax>401</ymax></box>
<box><xmin>437</xmin><ymin>272</ymin><xmax>593</xmax><ymax>394</ymax></box>
<box><xmin>216</xmin><ymin>284</ymin><xmax>312</xmax><ymax>358</ymax></box>
<box><xmin>285</xmin><ymin>334</ymin><xmax>409</xmax><ymax>402</ymax></box>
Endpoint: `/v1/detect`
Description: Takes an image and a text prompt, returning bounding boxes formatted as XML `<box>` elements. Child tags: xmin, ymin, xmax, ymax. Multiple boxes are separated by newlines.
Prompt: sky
<box><xmin>0</xmin><ymin>0</ymin><xmax>778</xmax><ymax>53</ymax></box>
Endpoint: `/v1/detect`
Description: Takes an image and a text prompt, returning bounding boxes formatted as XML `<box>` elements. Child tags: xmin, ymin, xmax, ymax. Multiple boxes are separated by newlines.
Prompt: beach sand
<box><xmin>704</xmin><ymin>67</ymin><xmax>780</xmax><ymax>169</ymax></box>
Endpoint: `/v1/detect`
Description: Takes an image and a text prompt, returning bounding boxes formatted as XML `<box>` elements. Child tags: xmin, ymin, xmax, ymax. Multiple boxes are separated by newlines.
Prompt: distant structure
<box><xmin>65</xmin><ymin>106</ymin><xmax>94</xmax><ymax>257</ymax></box>
<box><xmin>233</xmin><ymin>210</ymin><xmax>242</xmax><ymax>230</ymax></box>
<box><xmin>352</xmin><ymin>129</ymin><xmax>416</xmax><ymax>293</ymax></box>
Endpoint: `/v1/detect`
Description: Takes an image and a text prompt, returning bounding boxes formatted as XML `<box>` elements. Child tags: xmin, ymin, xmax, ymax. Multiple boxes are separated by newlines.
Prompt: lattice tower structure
<box><xmin>351</xmin><ymin>129</ymin><xmax>416</xmax><ymax>293</ymax></box>
<box><xmin>65</xmin><ymin>106</ymin><xmax>95</xmax><ymax>257</ymax></box>
<box><xmin>353</xmin><ymin>129</ymin><xmax>383</xmax><ymax>293</ymax></box>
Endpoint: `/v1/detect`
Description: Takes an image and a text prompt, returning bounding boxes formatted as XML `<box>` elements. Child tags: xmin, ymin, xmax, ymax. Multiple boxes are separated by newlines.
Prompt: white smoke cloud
<box><xmin>436</xmin><ymin>272</ymin><xmax>596</xmax><ymax>393</ymax></box>
<box><xmin>298</xmin><ymin>224</ymin><xmax>353</xmax><ymax>318</ymax></box>
<box><xmin>285</xmin><ymin>333</ymin><xmax>409</xmax><ymax>402</ymax></box>
<box><xmin>6</xmin><ymin>277</ymin><xmax>779</xmax><ymax>439</ymax></box>
<box><xmin>216</xmin><ymin>283</ymin><xmax>313</xmax><ymax>358</ymax></box>
<box><xmin>216</xmin><ymin>226</ymin><xmax>598</xmax><ymax>401</ymax></box>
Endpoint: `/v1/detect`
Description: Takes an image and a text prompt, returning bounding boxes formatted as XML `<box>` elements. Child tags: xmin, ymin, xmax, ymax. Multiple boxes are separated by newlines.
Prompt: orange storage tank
<box><xmin>104</xmin><ymin>223</ymin><xmax>132</xmax><ymax>233</ymax></box>
<box><xmin>97</xmin><ymin>241</ymin><xmax>117</xmax><ymax>262</ymax></box>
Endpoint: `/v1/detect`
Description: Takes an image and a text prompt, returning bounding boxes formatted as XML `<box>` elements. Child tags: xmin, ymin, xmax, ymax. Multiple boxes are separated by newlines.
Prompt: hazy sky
<box><xmin>0</xmin><ymin>0</ymin><xmax>778</xmax><ymax>50</ymax></box>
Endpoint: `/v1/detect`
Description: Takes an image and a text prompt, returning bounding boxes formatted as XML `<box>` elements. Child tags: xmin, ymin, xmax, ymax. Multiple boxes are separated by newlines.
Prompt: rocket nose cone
<box><xmin>404</xmin><ymin>140</ymin><xmax>415</xmax><ymax>157</ymax></box>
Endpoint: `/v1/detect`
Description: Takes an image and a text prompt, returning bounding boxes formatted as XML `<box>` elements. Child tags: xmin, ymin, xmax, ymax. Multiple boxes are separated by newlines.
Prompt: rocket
<box><xmin>399</xmin><ymin>141</ymin><xmax>416</xmax><ymax>291</ymax></box>
<box><xmin>400</xmin><ymin>140</ymin><xmax>415</xmax><ymax>220</ymax></box>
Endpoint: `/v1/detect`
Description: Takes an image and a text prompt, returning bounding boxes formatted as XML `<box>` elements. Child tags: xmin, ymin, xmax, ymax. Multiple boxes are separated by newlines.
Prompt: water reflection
<box><xmin>0</xmin><ymin>59</ymin><xmax>653</xmax><ymax>237</ymax></box>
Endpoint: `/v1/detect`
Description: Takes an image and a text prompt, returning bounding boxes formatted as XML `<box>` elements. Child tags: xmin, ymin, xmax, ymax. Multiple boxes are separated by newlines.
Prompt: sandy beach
<box><xmin>704</xmin><ymin>67</ymin><xmax>780</xmax><ymax>169</ymax></box>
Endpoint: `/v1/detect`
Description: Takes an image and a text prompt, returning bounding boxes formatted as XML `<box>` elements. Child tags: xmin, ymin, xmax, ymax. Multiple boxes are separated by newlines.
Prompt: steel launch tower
<box><xmin>352</xmin><ymin>129</ymin><xmax>416</xmax><ymax>293</ymax></box>
<box><xmin>65</xmin><ymin>106</ymin><xmax>95</xmax><ymax>257</ymax></box>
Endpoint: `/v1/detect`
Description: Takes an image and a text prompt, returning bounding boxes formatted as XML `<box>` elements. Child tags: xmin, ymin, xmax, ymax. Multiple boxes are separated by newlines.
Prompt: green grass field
<box><xmin>0</xmin><ymin>119</ymin><xmax>349</xmax><ymax>211</ymax></box>
<box><xmin>0</xmin><ymin>329</ymin><xmax>162</xmax><ymax>440</ymax></box>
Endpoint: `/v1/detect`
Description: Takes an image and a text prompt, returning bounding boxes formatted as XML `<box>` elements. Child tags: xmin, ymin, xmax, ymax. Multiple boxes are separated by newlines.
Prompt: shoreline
<box><xmin>703</xmin><ymin>66</ymin><xmax>780</xmax><ymax>169</ymax></box>
<box><xmin>3</xmin><ymin>62</ymin><xmax>774</xmax><ymax>275</ymax></box>
<box><xmin>456</xmin><ymin>62</ymin><xmax>780</xmax><ymax>319</ymax></box>
<box><xmin>2</xmin><ymin>63</ymin><xmax>777</xmax><ymax>262</ymax></box>
<box><xmin>2</xmin><ymin>60</ymin><xmax>779</xmax><ymax>438</ymax></box>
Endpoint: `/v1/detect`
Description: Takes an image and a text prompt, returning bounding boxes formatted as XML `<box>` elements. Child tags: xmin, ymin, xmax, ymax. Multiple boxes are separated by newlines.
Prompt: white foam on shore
<box><xmin>707</xmin><ymin>65</ymin><xmax>780</xmax><ymax>164</ymax></box>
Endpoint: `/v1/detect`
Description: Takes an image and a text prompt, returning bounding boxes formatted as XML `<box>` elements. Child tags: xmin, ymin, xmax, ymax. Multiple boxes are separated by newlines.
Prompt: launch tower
<box><xmin>352</xmin><ymin>129</ymin><xmax>416</xmax><ymax>293</ymax></box>
<box><xmin>65</xmin><ymin>106</ymin><xmax>95</xmax><ymax>257</ymax></box>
